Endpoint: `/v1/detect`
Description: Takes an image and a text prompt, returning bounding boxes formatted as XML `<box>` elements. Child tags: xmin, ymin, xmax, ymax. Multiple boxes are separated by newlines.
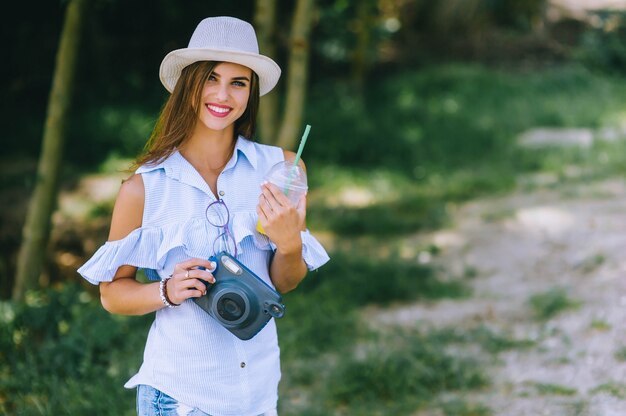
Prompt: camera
<box><xmin>193</xmin><ymin>251</ymin><xmax>285</xmax><ymax>340</ymax></box>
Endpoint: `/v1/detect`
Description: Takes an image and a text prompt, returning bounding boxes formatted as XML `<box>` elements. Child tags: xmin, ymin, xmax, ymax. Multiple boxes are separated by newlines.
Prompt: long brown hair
<box><xmin>132</xmin><ymin>61</ymin><xmax>260</xmax><ymax>170</ymax></box>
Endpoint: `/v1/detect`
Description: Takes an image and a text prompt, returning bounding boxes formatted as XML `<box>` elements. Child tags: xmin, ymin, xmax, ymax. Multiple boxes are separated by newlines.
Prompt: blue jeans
<box><xmin>136</xmin><ymin>384</ymin><xmax>278</xmax><ymax>416</ymax></box>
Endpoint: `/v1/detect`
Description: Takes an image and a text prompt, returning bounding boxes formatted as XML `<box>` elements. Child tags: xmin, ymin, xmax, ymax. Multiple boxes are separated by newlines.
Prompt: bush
<box><xmin>327</xmin><ymin>331</ymin><xmax>488</xmax><ymax>409</ymax></box>
<box><xmin>0</xmin><ymin>283</ymin><xmax>152</xmax><ymax>415</ymax></box>
<box><xmin>577</xmin><ymin>10</ymin><xmax>626</xmax><ymax>75</ymax></box>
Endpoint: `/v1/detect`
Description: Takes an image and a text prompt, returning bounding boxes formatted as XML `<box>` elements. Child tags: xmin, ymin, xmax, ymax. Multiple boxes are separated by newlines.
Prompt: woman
<box><xmin>78</xmin><ymin>16</ymin><xmax>329</xmax><ymax>416</ymax></box>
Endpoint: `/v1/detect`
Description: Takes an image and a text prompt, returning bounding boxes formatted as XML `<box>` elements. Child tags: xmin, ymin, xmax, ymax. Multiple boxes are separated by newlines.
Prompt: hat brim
<box><xmin>160</xmin><ymin>48</ymin><xmax>281</xmax><ymax>96</ymax></box>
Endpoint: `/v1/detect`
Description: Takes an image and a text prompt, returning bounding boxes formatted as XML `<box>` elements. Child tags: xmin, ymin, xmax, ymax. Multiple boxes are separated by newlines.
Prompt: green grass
<box><xmin>306</xmin><ymin>63</ymin><xmax>626</xmax><ymax>178</ymax></box>
<box><xmin>279</xmin><ymin>328</ymin><xmax>492</xmax><ymax>415</ymax></box>
<box><xmin>278</xmin><ymin>322</ymin><xmax>536</xmax><ymax>415</ymax></box>
<box><xmin>327</xmin><ymin>335</ymin><xmax>487</xmax><ymax>405</ymax></box>
<box><xmin>590</xmin><ymin>319</ymin><xmax>611</xmax><ymax>331</ymax></box>
<box><xmin>304</xmin><ymin>64</ymin><xmax>626</xmax><ymax>238</ymax></box>
<box><xmin>533</xmin><ymin>382</ymin><xmax>578</xmax><ymax>396</ymax></box>
<box><xmin>0</xmin><ymin>284</ymin><xmax>151</xmax><ymax>416</ymax></box>
<box><xmin>438</xmin><ymin>399</ymin><xmax>493</xmax><ymax>416</ymax></box>
<box><xmin>430</xmin><ymin>325</ymin><xmax>536</xmax><ymax>354</ymax></box>
<box><xmin>528</xmin><ymin>287</ymin><xmax>582</xmax><ymax>321</ymax></box>
<box><xmin>277</xmin><ymin>250</ymin><xmax>469</xmax><ymax>359</ymax></box>
<box><xmin>591</xmin><ymin>382</ymin><xmax>626</xmax><ymax>399</ymax></box>
<box><xmin>307</xmin><ymin>165</ymin><xmax>513</xmax><ymax>237</ymax></box>
<box><xmin>578</xmin><ymin>253</ymin><xmax>606</xmax><ymax>274</ymax></box>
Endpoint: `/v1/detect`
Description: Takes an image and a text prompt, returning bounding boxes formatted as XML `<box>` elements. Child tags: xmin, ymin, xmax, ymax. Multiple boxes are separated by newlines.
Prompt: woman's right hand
<box><xmin>166</xmin><ymin>258</ymin><xmax>217</xmax><ymax>305</ymax></box>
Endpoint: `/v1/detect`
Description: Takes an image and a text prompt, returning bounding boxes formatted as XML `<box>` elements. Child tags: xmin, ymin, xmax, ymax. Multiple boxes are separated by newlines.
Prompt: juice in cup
<box><xmin>256</xmin><ymin>160</ymin><xmax>308</xmax><ymax>235</ymax></box>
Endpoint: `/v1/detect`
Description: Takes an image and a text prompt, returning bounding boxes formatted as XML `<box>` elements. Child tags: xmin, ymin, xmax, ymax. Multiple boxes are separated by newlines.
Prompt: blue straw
<box><xmin>285</xmin><ymin>125</ymin><xmax>312</xmax><ymax>194</ymax></box>
<box><xmin>293</xmin><ymin>124</ymin><xmax>311</xmax><ymax>167</ymax></box>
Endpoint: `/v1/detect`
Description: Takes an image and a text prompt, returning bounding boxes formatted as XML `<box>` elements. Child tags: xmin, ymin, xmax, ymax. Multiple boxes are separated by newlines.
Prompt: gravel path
<box><xmin>372</xmin><ymin>177</ymin><xmax>626</xmax><ymax>415</ymax></box>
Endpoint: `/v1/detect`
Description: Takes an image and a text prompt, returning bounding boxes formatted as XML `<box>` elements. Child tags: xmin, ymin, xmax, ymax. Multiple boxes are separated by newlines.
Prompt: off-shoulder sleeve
<box><xmin>261</xmin><ymin>229</ymin><xmax>331</xmax><ymax>271</ymax></box>
<box><xmin>298</xmin><ymin>229</ymin><xmax>331</xmax><ymax>271</ymax></box>
<box><xmin>77</xmin><ymin>219</ymin><xmax>213</xmax><ymax>285</ymax></box>
<box><xmin>77</xmin><ymin>227</ymin><xmax>159</xmax><ymax>284</ymax></box>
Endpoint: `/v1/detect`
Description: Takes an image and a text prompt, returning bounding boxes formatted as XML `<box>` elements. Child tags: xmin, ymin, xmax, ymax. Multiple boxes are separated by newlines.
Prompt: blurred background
<box><xmin>2</xmin><ymin>0</ymin><xmax>626</xmax><ymax>414</ymax></box>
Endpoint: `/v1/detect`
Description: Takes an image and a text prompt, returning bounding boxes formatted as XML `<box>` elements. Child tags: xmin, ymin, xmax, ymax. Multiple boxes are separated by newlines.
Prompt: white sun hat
<box><xmin>159</xmin><ymin>16</ymin><xmax>281</xmax><ymax>96</ymax></box>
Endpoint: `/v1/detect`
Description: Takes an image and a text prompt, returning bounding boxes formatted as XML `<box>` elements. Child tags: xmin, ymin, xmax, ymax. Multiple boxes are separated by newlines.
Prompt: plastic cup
<box><xmin>256</xmin><ymin>160</ymin><xmax>308</xmax><ymax>235</ymax></box>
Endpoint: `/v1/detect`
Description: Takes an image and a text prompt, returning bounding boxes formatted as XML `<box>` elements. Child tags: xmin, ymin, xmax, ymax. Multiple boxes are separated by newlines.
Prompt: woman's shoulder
<box><xmin>120</xmin><ymin>173</ymin><xmax>145</xmax><ymax>197</ymax></box>
<box><xmin>108</xmin><ymin>174</ymin><xmax>145</xmax><ymax>241</ymax></box>
<box><xmin>282</xmin><ymin>149</ymin><xmax>306</xmax><ymax>170</ymax></box>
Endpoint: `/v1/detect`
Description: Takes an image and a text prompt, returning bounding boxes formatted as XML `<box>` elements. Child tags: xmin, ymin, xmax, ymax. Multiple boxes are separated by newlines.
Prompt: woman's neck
<box><xmin>181</xmin><ymin>125</ymin><xmax>237</xmax><ymax>173</ymax></box>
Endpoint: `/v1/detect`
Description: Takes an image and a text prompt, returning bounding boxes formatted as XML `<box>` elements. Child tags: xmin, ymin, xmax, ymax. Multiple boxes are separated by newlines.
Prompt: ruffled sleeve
<box><xmin>298</xmin><ymin>229</ymin><xmax>331</xmax><ymax>271</ymax></box>
<box><xmin>77</xmin><ymin>218</ymin><xmax>213</xmax><ymax>285</ymax></box>
<box><xmin>260</xmin><ymin>229</ymin><xmax>331</xmax><ymax>271</ymax></box>
<box><xmin>78</xmin><ymin>228</ymin><xmax>158</xmax><ymax>285</ymax></box>
<box><xmin>230</xmin><ymin>212</ymin><xmax>330</xmax><ymax>271</ymax></box>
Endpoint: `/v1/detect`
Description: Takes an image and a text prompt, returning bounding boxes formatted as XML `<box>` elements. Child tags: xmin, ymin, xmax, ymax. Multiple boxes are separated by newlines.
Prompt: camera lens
<box><xmin>217</xmin><ymin>293</ymin><xmax>246</xmax><ymax>321</ymax></box>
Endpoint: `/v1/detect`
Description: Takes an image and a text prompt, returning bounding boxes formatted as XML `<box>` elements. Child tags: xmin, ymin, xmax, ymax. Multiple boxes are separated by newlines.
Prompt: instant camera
<box><xmin>193</xmin><ymin>252</ymin><xmax>285</xmax><ymax>340</ymax></box>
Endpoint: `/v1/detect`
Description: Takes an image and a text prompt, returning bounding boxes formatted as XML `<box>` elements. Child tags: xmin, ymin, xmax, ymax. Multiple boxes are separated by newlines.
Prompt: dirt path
<box><xmin>371</xmin><ymin>177</ymin><xmax>626</xmax><ymax>415</ymax></box>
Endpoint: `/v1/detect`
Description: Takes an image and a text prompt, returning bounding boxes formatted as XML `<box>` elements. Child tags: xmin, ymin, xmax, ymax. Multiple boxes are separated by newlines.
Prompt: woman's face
<box><xmin>197</xmin><ymin>62</ymin><xmax>252</xmax><ymax>133</ymax></box>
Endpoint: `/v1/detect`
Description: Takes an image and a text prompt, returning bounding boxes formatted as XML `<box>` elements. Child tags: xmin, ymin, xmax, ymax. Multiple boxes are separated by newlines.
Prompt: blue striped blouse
<box><xmin>77</xmin><ymin>137</ymin><xmax>330</xmax><ymax>416</ymax></box>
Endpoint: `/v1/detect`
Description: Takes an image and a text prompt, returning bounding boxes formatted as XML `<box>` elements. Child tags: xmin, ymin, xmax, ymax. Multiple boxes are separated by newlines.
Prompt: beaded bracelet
<box><xmin>159</xmin><ymin>278</ymin><xmax>180</xmax><ymax>308</ymax></box>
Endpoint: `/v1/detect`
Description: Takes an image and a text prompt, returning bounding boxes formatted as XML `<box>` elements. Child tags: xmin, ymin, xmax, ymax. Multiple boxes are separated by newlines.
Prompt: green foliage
<box><xmin>314</xmin><ymin>0</ymin><xmax>387</xmax><ymax>72</ymax></box>
<box><xmin>299</xmin><ymin>251</ymin><xmax>468</xmax><ymax>306</ymax></box>
<box><xmin>439</xmin><ymin>398</ymin><xmax>493</xmax><ymax>416</ymax></box>
<box><xmin>306</xmin><ymin>64</ymin><xmax>626</xmax><ymax>183</ymax></box>
<box><xmin>533</xmin><ymin>382</ymin><xmax>578</xmax><ymax>396</ymax></box>
<box><xmin>279</xmin><ymin>320</ymin><xmax>537</xmax><ymax>414</ymax></box>
<box><xmin>307</xmin><ymin>164</ymin><xmax>515</xmax><ymax>237</ymax></box>
<box><xmin>528</xmin><ymin>287</ymin><xmax>582</xmax><ymax>320</ymax></box>
<box><xmin>0</xmin><ymin>253</ymin><xmax>473</xmax><ymax>414</ymax></box>
<box><xmin>431</xmin><ymin>325</ymin><xmax>536</xmax><ymax>354</ymax></box>
<box><xmin>278</xmin><ymin>250</ymin><xmax>469</xmax><ymax>359</ymax></box>
<box><xmin>590</xmin><ymin>319</ymin><xmax>611</xmax><ymax>331</ymax></box>
<box><xmin>0</xmin><ymin>283</ymin><xmax>151</xmax><ymax>415</ymax></box>
<box><xmin>486</xmin><ymin>0</ymin><xmax>547</xmax><ymax>31</ymax></box>
<box><xmin>66</xmin><ymin>104</ymin><xmax>157</xmax><ymax>168</ymax></box>
<box><xmin>518</xmin><ymin>139</ymin><xmax>626</xmax><ymax>185</ymax></box>
<box><xmin>303</xmin><ymin>64</ymin><xmax>626</xmax><ymax>239</ymax></box>
<box><xmin>591</xmin><ymin>382</ymin><xmax>626</xmax><ymax>399</ymax></box>
<box><xmin>327</xmin><ymin>334</ymin><xmax>488</xmax><ymax>405</ymax></box>
<box><xmin>577</xmin><ymin>10</ymin><xmax>626</xmax><ymax>74</ymax></box>
<box><xmin>309</xmin><ymin>194</ymin><xmax>448</xmax><ymax>236</ymax></box>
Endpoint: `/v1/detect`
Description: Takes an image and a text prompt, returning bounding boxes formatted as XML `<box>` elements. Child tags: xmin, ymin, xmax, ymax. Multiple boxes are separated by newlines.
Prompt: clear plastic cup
<box><xmin>256</xmin><ymin>161</ymin><xmax>308</xmax><ymax>235</ymax></box>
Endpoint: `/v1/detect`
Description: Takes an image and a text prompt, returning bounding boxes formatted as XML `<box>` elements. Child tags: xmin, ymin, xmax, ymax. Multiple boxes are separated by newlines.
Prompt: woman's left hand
<box><xmin>257</xmin><ymin>181</ymin><xmax>305</xmax><ymax>252</ymax></box>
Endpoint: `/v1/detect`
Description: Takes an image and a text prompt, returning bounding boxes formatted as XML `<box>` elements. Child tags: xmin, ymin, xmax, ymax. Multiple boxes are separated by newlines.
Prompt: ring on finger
<box><xmin>185</xmin><ymin>270</ymin><xmax>189</xmax><ymax>278</ymax></box>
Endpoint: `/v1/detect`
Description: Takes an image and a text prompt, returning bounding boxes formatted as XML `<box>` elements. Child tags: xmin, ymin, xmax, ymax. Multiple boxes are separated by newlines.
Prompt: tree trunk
<box><xmin>12</xmin><ymin>0</ymin><xmax>87</xmax><ymax>302</ymax></box>
<box><xmin>254</xmin><ymin>0</ymin><xmax>279</xmax><ymax>143</ymax></box>
<box><xmin>352</xmin><ymin>0</ymin><xmax>374</xmax><ymax>92</ymax></box>
<box><xmin>276</xmin><ymin>0</ymin><xmax>315</xmax><ymax>150</ymax></box>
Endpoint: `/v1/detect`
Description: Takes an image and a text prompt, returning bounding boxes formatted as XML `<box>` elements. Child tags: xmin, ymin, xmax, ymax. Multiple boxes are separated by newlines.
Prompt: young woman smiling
<box><xmin>78</xmin><ymin>16</ymin><xmax>329</xmax><ymax>416</ymax></box>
